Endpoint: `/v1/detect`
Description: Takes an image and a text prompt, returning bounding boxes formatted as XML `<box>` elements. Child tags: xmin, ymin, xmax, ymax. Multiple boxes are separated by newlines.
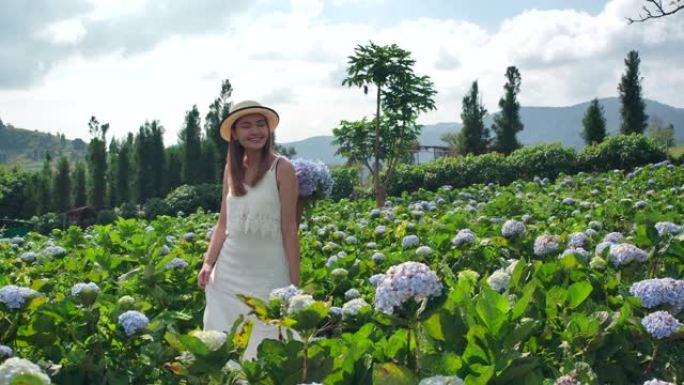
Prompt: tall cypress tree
<box><xmin>165</xmin><ymin>145</ymin><xmax>183</xmax><ymax>192</ymax></box>
<box><xmin>118</xmin><ymin>133</ymin><xmax>134</xmax><ymax>204</ymax></box>
<box><xmin>179</xmin><ymin>105</ymin><xmax>203</xmax><ymax>184</ymax></box>
<box><xmin>73</xmin><ymin>160</ymin><xmax>87</xmax><ymax>207</ymax></box>
<box><xmin>492</xmin><ymin>66</ymin><xmax>523</xmax><ymax>154</ymax></box>
<box><xmin>148</xmin><ymin>120</ymin><xmax>166</xmax><ymax>197</ymax></box>
<box><xmin>106</xmin><ymin>139</ymin><xmax>119</xmax><ymax>208</ymax></box>
<box><xmin>37</xmin><ymin>152</ymin><xmax>53</xmax><ymax>214</ymax></box>
<box><xmin>201</xmin><ymin>139</ymin><xmax>217</xmax><ymax>183</ymax></box>
<box><xmin>134</xmin><ymin>123</ymin><xmax>153</xmax><ymax>203</ymax></box>
<box><xmin>618</xmin><ymin>50</ymin><xmax>648</xmax><ymax>134</ymax></box>
<box><xmin>581</xmin><ymin>98</ymin><xmax>607</xmax><ymax>145</ymax></box>
<box><xmin>204</xmin><ymin>79</ymin><xmax>232</xmax><ymax>177</ymax></box>
<box><xmin>53</xmin><ymin>155</ymin><xmax>72</xmax><ymax>212</ymax></box>
<box><xmin>459</xmin><ymin>81</ymin><xmax>490</xmax><ymax>155</ymax></box>
<box><xmin>87</xmin><ymin>117</ymin><xmax>108</xmax><ymax>210</ymax></box>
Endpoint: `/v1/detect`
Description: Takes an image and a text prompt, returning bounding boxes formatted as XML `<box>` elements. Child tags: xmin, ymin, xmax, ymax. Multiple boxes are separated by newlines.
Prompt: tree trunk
<box><xmin>375</xmin><ymin>85</ymin><xmax>385</xmax><ymax>208</ymax></box>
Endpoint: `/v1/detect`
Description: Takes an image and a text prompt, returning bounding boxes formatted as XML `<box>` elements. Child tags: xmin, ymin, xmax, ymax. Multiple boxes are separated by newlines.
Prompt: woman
<box><xmin>197</xmin><ymin>100</ymin><xmax>301</xmax><ymax>360</ymax></box>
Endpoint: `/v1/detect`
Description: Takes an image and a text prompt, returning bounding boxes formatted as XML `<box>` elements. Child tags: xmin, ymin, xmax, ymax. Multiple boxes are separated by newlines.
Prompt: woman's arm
<box><xmin>277</xmin><ymin>158</ymin><xmax>301</xmax><ymax>286</ymax></box>
<box><xmin>203</xmin><ymin>164</ymin><xmax>230</xmax><ymax>267</ymax></box>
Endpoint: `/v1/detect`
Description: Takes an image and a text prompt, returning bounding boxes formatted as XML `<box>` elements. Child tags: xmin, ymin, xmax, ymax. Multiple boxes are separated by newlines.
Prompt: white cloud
<box><xmin>0</xmin><ymin>0</ymin><xmax>682</xmax><ymax>146</ymax></box>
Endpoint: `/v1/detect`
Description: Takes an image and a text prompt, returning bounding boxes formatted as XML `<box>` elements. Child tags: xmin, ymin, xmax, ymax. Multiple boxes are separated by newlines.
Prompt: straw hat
<box><xmin>219</xmin><ymin>100</ymin><xmax>280</xmax><ymax>141</ymax></box>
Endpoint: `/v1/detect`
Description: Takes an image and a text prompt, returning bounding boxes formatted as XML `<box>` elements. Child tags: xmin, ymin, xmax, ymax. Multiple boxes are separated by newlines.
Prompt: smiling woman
<box><xmin>197</xmin><ymin>99</ymin><xmax>302</xmax><ymax>360</ymax></box>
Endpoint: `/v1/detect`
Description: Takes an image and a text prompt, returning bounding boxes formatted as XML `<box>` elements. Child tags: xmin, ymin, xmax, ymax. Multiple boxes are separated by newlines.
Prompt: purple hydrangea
<box><xmin>269</xmin><ymin>284</ymin><xmax>303</xmax><ymax>304</ymax></box>
<box><xmin>533</xmin><ymin>235</ymin><xmax>561</xmax><ymax>257</ymax></box>
<box><xmin>561</xmin><ymin>247</ymin><xmax>589</xmax><ymax>261</ymax></box>
<box><xmin>501</xmin><ymin>220</ymin><xmax>527</xmax><ymax>238</ymax></box>
<box><xmin>641</xmin><ymin>311</ymin><xmax>681</xmax><ymax>339</ymax></box>
<box><xmin>452</xmin><ymin>229</ymin><xmax>476</xmax><ymax>247</ymax></box>
<box><xmin>608</xmin><ymin>243</ymin><xmax>649</xmax><ymax>267</ymax></box>
<box><xmin>554</xmin><ymin>375</ymin><xmax>580</xmax><ymax>385</ymax></box>
<box><xmin>374</xmin><ymin>262</ymin><xmax>442</xmax><ymax>315</ymax></box>
<box><xmin>567</xmin><ymin>232</ymin><xmax>589</xmax><ymax>248</ymax></box>
<box><xmin>164</xmin><ymin>258</ymin><xmax>189</xmax><ymax>270</ymax></box>
<box><xmin>71</xmin><ymin>282</ymin><xmax>100</xmax><ymax>297</ymax></box>
<box><xmin>402</xmin><ymin>234</ymin><xmax>420</xmax><ymax>249</ymax></box>
<box><xmin>292</xmin><ymin>158</ymin><xmax>333</xmax><ymax>198</ymax></box>
<box><xmin>654</xmin><ymin>222</ymin><xmax>682</xmax><ymax>237</ymax></box>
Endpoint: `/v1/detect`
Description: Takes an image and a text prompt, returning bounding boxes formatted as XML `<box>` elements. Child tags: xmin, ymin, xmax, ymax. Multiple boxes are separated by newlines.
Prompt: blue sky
<box><xmin>0</xmin><ymin>0</ymin><xmax>681</xmax><ymax>144</ymax></box>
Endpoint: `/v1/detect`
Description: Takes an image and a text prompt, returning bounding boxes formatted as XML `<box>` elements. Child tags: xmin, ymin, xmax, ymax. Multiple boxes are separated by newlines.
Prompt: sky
<box><xmin>0</xmin><ymin>0</ymin><xmax>682</xmax><ymax>145</ymax></box>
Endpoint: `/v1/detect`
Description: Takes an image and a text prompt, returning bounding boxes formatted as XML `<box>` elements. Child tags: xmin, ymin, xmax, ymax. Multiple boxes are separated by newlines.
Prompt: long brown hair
<box><xmin>227</xmin><ymin>117</ymin><xmax>278</xmax><ymax>197</ymax></box>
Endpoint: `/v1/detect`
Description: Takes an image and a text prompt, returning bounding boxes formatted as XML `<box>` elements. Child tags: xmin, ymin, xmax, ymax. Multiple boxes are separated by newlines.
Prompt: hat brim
<box><xmin>219</xmin><ymin>105</ymin><xmax>279</xmax><ymax>142</ymax></box>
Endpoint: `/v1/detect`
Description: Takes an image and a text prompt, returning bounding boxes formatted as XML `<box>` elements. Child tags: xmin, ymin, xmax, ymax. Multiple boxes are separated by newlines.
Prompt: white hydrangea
<box><xmin>342</xmin><ymin>298</ymin><xmax>370</xmax><ymax>320</ymax></box>
<box><xmin>487</xmin><ymin>269</ymin><xmax>511</xmax><ymax>293</ymax></box>
<box><xmin>0</xmin><ymin>357</ymin><xmax>51</xmax><ymax>385</ymax></box>
<box><xmin>643</xmin><ymin>379</ymin><xmax>675</xmax><ymax>385</ymax></box>
<box><xmin>418</xmin><ymin>375</ymin><xmax>465</xmax><ymax>385</ymax></box>
<box><xmin>189</xmin><ymin>330</ymin><xmax>227</xmax><ymax>351</ymax></box>
<box><xmin>374</xmin><ymin>262</ymin><xmax>443</xmax><ymax>315</ymax></box>
<box><xmin>287</xmin><ymin>294</ymin><xmax>315</xmax><ymax>315</ymax></box>
<box><xmin>416</xmin><ymin>246</ymin><xmax>433</xmax><ymax>256</ymax></box>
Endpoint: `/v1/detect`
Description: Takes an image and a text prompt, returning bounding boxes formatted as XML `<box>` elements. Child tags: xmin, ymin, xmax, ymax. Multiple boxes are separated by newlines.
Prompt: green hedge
<box><xmin>387</xmin><ymin>134</ymin><xmax>667</xmax><ymax>196</ymax></box>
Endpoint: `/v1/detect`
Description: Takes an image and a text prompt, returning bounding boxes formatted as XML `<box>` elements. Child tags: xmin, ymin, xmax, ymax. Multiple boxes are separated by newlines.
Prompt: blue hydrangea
<box><xmin>603</xmin><ymin>232</ymin><xmax>624</xmax><ymax>243</ymax></box>
<box><xmin>501</xmin><ymin>220</ymin><xmax>527</xmax><ymax>238</ymax></box>
<box><xmin>533</xmin><ymin>235</ymin><xmax>561</xmax><ymax>257</ymax></box>
<box><xmin>562</xmin><ymin>198</ymin><xmax>576</xmax><ymax>205</ymax></box>
<box><xmin>328</xmin><ymin>306</ymin><xmax>343</xmax><ymax>319</ymax></box>
<box><xmin>585</xmin><ymin>228</ymin><xmax>598</xmax><ymax>238</ymax></box>
<box><xmin>561</xmin><ymin>247</ymin><xmax>589</xmax><ymax>261</ymax></box>
<box><xmin>635</xmin><ymin>200</ymin><xmax>648</xmax><ymax>209</ymax></box>
<box><xmin>375</xmin><ymin>225</ymin><xmax>387</xmax><ymax>235</ymax></box>
<box><xmin>183</xmin><ymin>232</ymin><xmax>196</xmax><ymax>242</ymax></box>
<box><xmin>402</xmin><ymin>234</ymin><xmax>420</xmax><ymax>249</ymax></box>
<box><xmin>159</xmin><ymin>245</ymin><xmax>171</xmax><ymax>256</ymax></box>
<box><xmin>371</xmin><ymin>252</ymin><xmax>386</xmax><ymax>263</ymax></box>
<box><xmin>655</xmin><ymin>222</ymin><xmax>682</xmax><ymax>237</ymax></box>
<box><xmin>164</xmin><ymin>258</ymin><xmax>189</xmax><ymax>270</ymax></box>
<box><xmin>452</xmin><ymin>229</ymin><xmax>476</xmax><ymax>247</ymax></box>
<box><xmin>0</xmin><ymin>344</ymin><xmax>13</xmax><ymax>358</ymax></box>
<box><xmin>589</xmin><ymin>220</ymin><xmax>603</xmax><ymax>230</ymax></box>
<box><xmin>325</xmin><ymin>255</ymin><xmax>339</xmax><ymax>268</ymax></box>
<box><xmin>567</xmin><ymin>232</ymin><xmax>589</xmax><ymax>248</ymax></box>
<box><xmin>629</xmin><ymin>278</ymin><xmax>684</xmax><ymax>312</ymax></box>
<box><xmin>9</xmin><ymin>237</ymin><xmax>24</xmax><ymax>245</ymax></box>
<box><xmin>0</xmin><ymin>285</ymin><xmax>40</xmax><ymax>310</ymax></box>
<box><xmin>369</xmin><ymin>274</ymin><xmax>386</xmax><ymax>287</ymax></box>
<box><xmin>374</xmin><ymin>262</ymin><xmax>442</xmax><ymax>315</ymax></box>
<box><xmin>269</xmin><ymin>285</ymin><xmax>303</xmax><ymax>304</ymax></box>
<box><xmin>292</xmin><ymin>158</ymin><xmax>333</xmax><ymax>198</ymax></box>
<box><xmin>42</xmin><ymin>245</ymin><xmax>67</xmax><ymax>257</ymax></box>
<box><xmin>20</xmin><ymin>251</ymin><xmax>37</xmax><ymax>262</ymax></box>
<box><xmin>117</xmin><ymin>310</ymin><xmax>149</xmax><ymax>336</ymax></box>
<box><xmin>608</xmin><ymin>243</ymin><xmax>649</xmax><ymax>267</ymax></box>
<box><xmin>641</xmin><ymin>311</ymin><xmax>681</xmax><ymax>339</ymax></box>
<box><xmin>71</xmin><ymin>282</ymin><xmax>100</xmax><ymax>297</ymax></box>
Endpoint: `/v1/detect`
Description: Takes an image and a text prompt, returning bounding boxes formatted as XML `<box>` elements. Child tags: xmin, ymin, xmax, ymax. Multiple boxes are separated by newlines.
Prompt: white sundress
<box><xmin>203</xmin><ymin>155</ymin><xmax>292</xmax><ymax>360</ymax></box>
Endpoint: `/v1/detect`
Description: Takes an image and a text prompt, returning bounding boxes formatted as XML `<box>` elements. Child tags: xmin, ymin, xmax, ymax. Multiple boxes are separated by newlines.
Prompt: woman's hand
<box><xmin>197</xmin><ymin>261</ymin><xmax>214</xmax><ymax>290</ymax></box>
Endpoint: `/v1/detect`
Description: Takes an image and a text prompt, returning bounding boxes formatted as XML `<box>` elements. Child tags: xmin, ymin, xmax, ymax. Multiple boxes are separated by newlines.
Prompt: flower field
<box><xmin>2</xmin><ymin>161</ymin><xmax>684</xmax><ymax>385</ymax></box>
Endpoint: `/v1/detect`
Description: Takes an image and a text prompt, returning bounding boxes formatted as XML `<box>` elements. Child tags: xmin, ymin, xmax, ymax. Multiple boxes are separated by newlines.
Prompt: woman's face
<box><xmin>232</xmin><ymin>113</ymin><xmax>269</xmax><ymax>150</ymax></box>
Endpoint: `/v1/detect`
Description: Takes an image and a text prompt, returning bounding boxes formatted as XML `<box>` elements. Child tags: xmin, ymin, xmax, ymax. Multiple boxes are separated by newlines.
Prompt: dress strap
<box><xmin>269</xmin><ymin>155</ymin><xmax>281</xmax><ymax>171</ymax></box>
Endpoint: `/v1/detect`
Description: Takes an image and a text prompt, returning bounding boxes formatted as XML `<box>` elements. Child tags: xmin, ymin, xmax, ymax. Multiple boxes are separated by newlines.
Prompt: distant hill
<box><xmin>0</xmin><ymin>120</ymin><xmax>88</xmax><ymax>171</ymax></box>
<box><xmin>2</xmin><ymin>97</ymin><xmax>682</xmax><ymax>170</ymax></box>
<box><xmin>281</xmin><ymin>97</ymin><xmax>684</xmax><ymax>165</ymax></box>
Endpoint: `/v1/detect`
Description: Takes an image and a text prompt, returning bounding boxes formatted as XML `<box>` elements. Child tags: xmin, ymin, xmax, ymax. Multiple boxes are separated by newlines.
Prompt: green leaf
<box><xmin>372</xmin><ymin>362</ymin><xmax>418</xmax><ymax>385</ymax></box>
<box><xmin>474</xmin><ymin>287</ymin><xmax>509</xmax><ymax>336</ymax></box>
<box><xmin>567</xmin><ymin>281</ymin><xmax>593</xmax><ymax>309</ymax></box>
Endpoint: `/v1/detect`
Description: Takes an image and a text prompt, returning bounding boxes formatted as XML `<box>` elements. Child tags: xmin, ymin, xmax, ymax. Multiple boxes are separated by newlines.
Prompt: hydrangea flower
<box><xmin>562</xmin><ymin>198</ymin><xmax>576</xmax><ymax>205</ymax></box>
<box><xmin>325</xmin><ymin>255</ymin><xmax>339</xmax><ymax>268</ymax></box>
<box><xmin>159</xmin><ymin>245</ymin><xmax>171</xmax><ymax>256</ymax></box>
<box><xmin>603</xmin><ymin>232</ymin><xmax>624</xmax><ymax>243</ymax></box>
<box><xmin>374</xmin><ymin>262</ymin><xmax>443</xmax><ymax>315</ymax></box>
<box><xmin>585</xmin><ymin>228</ymin><xmax>598</xmax><ymax>238</ymax></box>
<box><xmin>521</xmin><ymin>214</ymin><xmax>532</xmax><ymax>223</ymax></box>
<box><xmin>0</xmin><ymin>344</ymin><xmax>13</xmax><ymax>358</ymax></box>
<box><xmin>71</xmin><ymin>282</ymin><xmax>100</xmax><ymax>297</ymax></box>
<box><xmin>655</xmin><ymin>222</ymin><xmax>682</xmax><ymax>237</ymax></box>
<box><xmin>554</xmin><ymin>375</ymin><xmax>579</xmax><ymax>385</ymax></box>
<box><xmin>345</xmin><ymin>236</ymin><xmax>357</xmax><ymax>244</ymax></box>
<box><xmin>328</xmin><ymin>306</ymin><xmax>343</xmax><ymax>319</ymax></box>
<box><xmin>20</xmin><ymin>251</ymin><xmax>37</xmax><ymax>262</ymax></box>
<box><xmin>369</xmin><ymin>274</ymin><xmax>386</xmax><ymax>287</ymax></box>
<box><xmin>269</xmin><ymin>285</ymin><xmax>303</xmax><ymax>304</ymax></box>
<box><xmin>344</xmin><ymin>288</ymin><xmax>361</xmax><ymax>300</ymax></box>
<box><xmin>416</xmin><ymin>246</ymin><xmax>433</xmax><ymax>256</ymax></box>
<box><xmin>402</xmin><ymin>235</ymin><xmax>420</xmax><ymax>249</ymax></box>
<box><xmin>533</xmin><ymin>235</ymin><xmax>561</xmax><ymax>257</ymax></box>
<box><xmin>371</xmin><ymin>252</ymin><xmax>386</xmax><ymax>263</ymax></box>
<box><xmin>635</xmin><ymin>200</ymin><xmax>648</xmax><ymax>209</ymax></box>
<box><xmin>0</xmin><ymin>285</ymin><xmax>40</xmax><ymax>310</ymax></box>
<box><xmin>629</xmin><ymin>278</ymin><xmax>684</xmax><ymax>312</ymax></box>
<box><xmin>595</xmin><ymin>241</ymin><xmax>614</xmax><ymax>256</ymax></box>
<box><xmin>501</xmin><ymin>220</ymin><xmax>527</xmax><ymax>238</ymax></box>
<box><xmin>641</xmin><ymin>311</ymin><xmax>681</xmax><ymax>339</ymax></box>
<box><xmin>487</xmin><ymin>269</ymin><xmax>511</xmax><ymax>292</ymax></box>
<box><xmin>561</xmin><ymin>247</ymin><xmax>589</xmax><ymax>261</ymax></box>
<box><xmin>183</xmin><ymin>232</ymin><xmax>196</xmax><ymax>242</ymax></box>
<box><xmin>342</xmin><ymin>298</ymin><xmax>370</xmax><ymax>320</ymax></box>
<box><xmin>418</xmin><ymin>375</ymin><xmax>465</xmax><ymax>385</ymax></box>
<box><xmin>287</xmin><ymin>294</ymin><xmax>315</xmax><ymax>315</ymax></box>
<box><xmin>164</xmin><ymin>258</ymin><xmax>189</xmax><ymax>270</ymax></box>
<box><xmin>0</xmin><ymin>357</ymin><xmax>51</xmax><ymax>385</ymax></box>
<box><xmin>452</xmin><ymin>229</ymin><xmax>475</xmax><ymax>247</ymax></box>
<box><xmin>189</xmin><ymin>330</ymin><xmax>227</xmax><ymax>351</ymax></box>
<box><xmin>608</xmin><ymin>243</ymin><xmax>649</xmax><ymax>267</ymax></box>
<box><xmin>375</xmin><ymin>225</ymin><xmax>387</xmax><ymax>235</ymax></box>
<box><xmin>292</xmin><ymin>158</ymin><xmax>333</xmax><ymax>198</ymax></box>
<box><xmin>42</xmin><ymin>245</ymin><xmax>67</xmax><ymax>257</ymax></box>
<box><xmin>589</xmin><ymin>256</ymin><xmax>607</xmax><ymax>270</ymax></box>
<box><xmin>118</xmin><ymin>310</ymin><xmax>149</xmax><ymax>336</ymax></box>
<box><xmin>117</xmin><ymin>295</ymin><xmax>136</xmax><ymax>306</ymax></box>
<box><xmin>567</xmin><ymin>232</ymin><xmax>588</xmax><ymax>248</ymax></box>
<box><xmin>643</xmin><ymin>379</ymin><xmax>675</xmax><ymax>385</ymax></box>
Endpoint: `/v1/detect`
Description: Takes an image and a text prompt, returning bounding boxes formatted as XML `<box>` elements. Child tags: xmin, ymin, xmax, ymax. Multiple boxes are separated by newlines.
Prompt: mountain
<box><xmin>0</xmin><ymin>120</ymin><xmax>88</xmax><ymax>171</ymax></box>
<box><xmin>280</xmin><ymin>97</ymin><xmax>684</xmax><ymax>165</ymax></box>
